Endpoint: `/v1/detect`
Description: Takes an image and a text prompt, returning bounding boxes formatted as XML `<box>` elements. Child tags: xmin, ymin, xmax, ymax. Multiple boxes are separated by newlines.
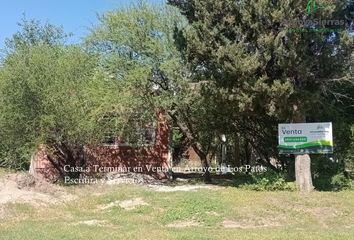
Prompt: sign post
<box><xmin>278</xmin><ymin>122</ymin><xmax>333</xmax><ymax>192</ymax></box>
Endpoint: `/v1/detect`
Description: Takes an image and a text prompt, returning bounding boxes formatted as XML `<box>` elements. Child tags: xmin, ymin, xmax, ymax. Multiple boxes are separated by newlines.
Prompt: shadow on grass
<box><xmin>172</xmin><ymin>172</ymin><xmax>255</xmax><ymax>188</ymax></box>
<box><xmin>172</xmin><ymin>171</ymin><xmax>354</xmax><ymax>192</ymax></box>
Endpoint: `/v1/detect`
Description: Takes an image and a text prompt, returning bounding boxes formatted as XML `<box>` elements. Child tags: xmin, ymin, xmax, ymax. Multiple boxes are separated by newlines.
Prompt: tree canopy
<box><xmin>0</xmin><ymin>1</ymin><xmax>353</xmax><ymax>189</ymax></box>
<box><xmin>169</xmin><ymin>0</ymin><xmax>354</xmax><ymax>190</ymax></box>
<box><xmin>0</xmin><ymin>19</ymin><xmax>120</xmax><ymax>172</ymax></box>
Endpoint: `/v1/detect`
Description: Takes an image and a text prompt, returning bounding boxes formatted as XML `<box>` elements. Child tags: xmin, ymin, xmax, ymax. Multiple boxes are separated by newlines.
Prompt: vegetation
<box><xmin>0</xmin><ymin>1</ymin><xmax>353</xmax><ymax>189</ymax></box>
<box><xmin>168</xmin><ymin>0</ymin><xmax>354</xmax><ymax>190</ymax></box>
<box><xmin>87</xmin><ymin>2</ymin><xmax>221</xmax><ymax>182</ymax></box>
<box><xmin>0</xmin><ymin>183</ymin><xmax>354</xmax><ymax>240</ymax></box>
<box><xmin>0</xmin><ymin>19</ymin><xmax>121</xmax><ymax>176</ymax></box>
<box><xmin>0</xmin><ymin>2</ymin><xmax>354</xmax><ymax>238</ymax></box>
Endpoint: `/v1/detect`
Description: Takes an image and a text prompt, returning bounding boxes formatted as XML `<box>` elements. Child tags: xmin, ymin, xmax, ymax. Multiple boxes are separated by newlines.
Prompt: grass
<box><xmin>0</xmin><ymin>167</ymin><xmax>22</xmax><ymax>177</ymax></box>
<box><xmin>0</xmin><ymin>167</ymin><xmax>10</xmax><ymax>177</ymax></box>
<box><xmin>0</xmin><ymin>183</ymin><xmax>354</xmax><ymax>240</ymax></box>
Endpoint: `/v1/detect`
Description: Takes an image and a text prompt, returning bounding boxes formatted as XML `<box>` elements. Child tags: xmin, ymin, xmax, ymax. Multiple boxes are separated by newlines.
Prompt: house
<box><xmin>30</xmin><ymin>111</ymin><xmax>172</xmax><ymax>181</ymax></box>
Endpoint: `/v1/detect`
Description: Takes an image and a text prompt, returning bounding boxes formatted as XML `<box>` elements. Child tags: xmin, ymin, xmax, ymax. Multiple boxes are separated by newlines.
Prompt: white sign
<box><xmin>278</xmin><ymin>122</ymin><xmax>333</xmax><ymax>154</ymax></box>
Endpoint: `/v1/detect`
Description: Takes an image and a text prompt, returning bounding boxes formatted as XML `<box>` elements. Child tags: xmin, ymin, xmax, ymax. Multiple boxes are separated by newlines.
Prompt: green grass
<box><xmin>0</xmin><ymin>183</ymin><xmax>354</xmax><ymax>240</ymax></box>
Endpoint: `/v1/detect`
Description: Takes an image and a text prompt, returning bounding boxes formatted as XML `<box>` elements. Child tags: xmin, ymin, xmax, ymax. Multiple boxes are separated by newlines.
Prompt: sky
<box><xmin>0</xmin><ymin>0</ymin><xmax>163</xmax><ymax>49</ymax></box>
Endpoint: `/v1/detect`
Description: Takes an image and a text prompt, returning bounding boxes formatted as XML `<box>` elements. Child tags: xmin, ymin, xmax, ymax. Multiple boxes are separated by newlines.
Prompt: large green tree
<box><xmin>0</xmin><ymin>19</ymin><xmax>120</xmax><ymax>176</ymax></box>
<box><xmin>87</xmin><ymin>2</ymin><xmax>223</xmax><ymax>182</ymax></box>
<box><xmin>169</xmin><ymin>0</ymin><xmax>354</xmax><ymax>191</ymax></box>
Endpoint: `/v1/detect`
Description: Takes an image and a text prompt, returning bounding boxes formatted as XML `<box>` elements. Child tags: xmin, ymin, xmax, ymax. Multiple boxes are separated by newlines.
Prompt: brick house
<box><xmin>30</xmin><ymin>111</ymin><xmax>172</xmax><ymax>180</ymax></box>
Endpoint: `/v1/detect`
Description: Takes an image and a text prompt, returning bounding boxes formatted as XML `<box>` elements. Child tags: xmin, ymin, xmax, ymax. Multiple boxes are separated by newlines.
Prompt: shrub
<box><xmin>331</xmin><ymin>173</ymin><xmax>352</xmax><ymax>191</ymax></box>
<box><xmin>237</xmin><ymin>171</ymin><xmax>296</xmax><ymax>191</ymax></box>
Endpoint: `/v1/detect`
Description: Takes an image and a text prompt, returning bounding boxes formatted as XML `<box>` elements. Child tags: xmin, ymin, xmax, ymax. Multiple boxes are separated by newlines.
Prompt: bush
<box><xmin>236</xmin><ymin>171</ymin><xmax>296</xmax><ymax>191</ymax></box>
<box><xmin>311</xmin><ymin>155</ymin><xmax>354</xmax><ymax>191</ymax></box>
<box><xmin>348</xmin><ymin>180</ymin><xmax>354</xmax><ymax>190</ymax></box>
<box><xmin>330</xmin><ymin>173</ymin><xmax>353</xmax><ymax>191</ymax></box>
<box><xmin>0</xmin><ymin>145</ymin><xmax>33</xmax><ymax>170</ymax></box>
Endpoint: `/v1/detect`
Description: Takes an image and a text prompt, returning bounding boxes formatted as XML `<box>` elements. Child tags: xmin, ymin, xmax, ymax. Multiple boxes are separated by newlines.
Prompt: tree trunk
<box><xmin>198</xmin><ymin>150</ymin><xmax>211</xmax><ymax>183</ymax></box>
<box><xmin>189</xmin><ymin>144</ymin><xmax>212</xmax><ymax>183</ymax></box>
<box><xmin>295</xmin><ymin>154</ymin><xmax>313</xmax><ymax>192</ymax></box>
<box><xmin>234</xmin><ymin>132</ymin><xmax>241</xmax><ymax>167</ymax></box>
<box><xmin>244</xmin><ymin>141</ymin><xmax>251</xmax><ymax>173</ymax></box>
<box><xmin>293</xmin><ymin>104</ymin><xmax>313</xmax><ymax>192</ymax></box>
<box><xmin>168</xmin><ymin>109</ymin><xmax>211</xmax><ymax>183</ymax></box>
<box><xmin>45</xmin><ymin>140</ymin><xmax>86</xmax><ymax>180</ymax></box>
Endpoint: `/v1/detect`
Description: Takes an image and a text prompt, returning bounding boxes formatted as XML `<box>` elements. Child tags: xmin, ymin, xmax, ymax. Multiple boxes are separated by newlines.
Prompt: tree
<box><xmin>0</xmin><ymin>19</ymin><xmax>120</xmax><ymax>176</ymax></box>
<box><xmin>87</xmin><ymin>2</ymin><xmax>222</xmax><ymax>182</ymax></box>
<box><xmin>169</xmin><ymin>0</ymin><xmax>354</xmax><ymax>191</ymax></box>
<box><xmin>4</xmin><ymin>16</ymin><xmax>69</xmax><ymax>52</ymax></box>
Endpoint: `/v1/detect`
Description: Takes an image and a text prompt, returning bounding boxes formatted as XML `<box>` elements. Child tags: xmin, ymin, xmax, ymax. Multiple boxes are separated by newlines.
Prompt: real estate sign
<box><xmin>278</xmin><ymin>122</ymin><xmax>333</xmax><ymax>154</ymax></box>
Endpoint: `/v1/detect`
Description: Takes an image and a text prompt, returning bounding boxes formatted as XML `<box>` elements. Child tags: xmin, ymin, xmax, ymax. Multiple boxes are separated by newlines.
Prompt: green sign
<box><xmin>278</xmin><ymin>122</ymin><xmax>333</xmax><ymax>154</ymax></box>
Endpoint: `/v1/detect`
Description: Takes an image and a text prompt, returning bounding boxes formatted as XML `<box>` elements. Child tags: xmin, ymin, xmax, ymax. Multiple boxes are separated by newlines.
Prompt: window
<box><xmin>119</xmin><ymin>121</ymin><xmax>156</xmax><ymax>146</ymax></box>
<box><xmin>101</xmin><ymin>112</ymin><xmax>156</xmax><ymax>147</ymax></box>
<box><xmin>100</xmin><ymin>114</ymin><xmax>118</xmax><ymax>145</ymax></box>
